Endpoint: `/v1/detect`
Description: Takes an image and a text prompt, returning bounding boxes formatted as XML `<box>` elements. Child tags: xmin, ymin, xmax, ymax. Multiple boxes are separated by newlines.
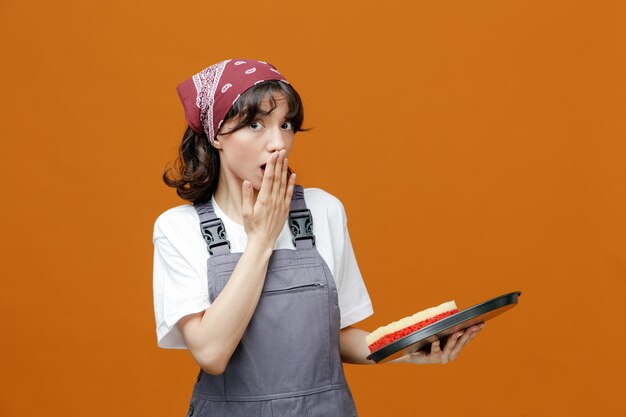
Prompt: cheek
<box><xmin>222</xmin><ymin>146</ymin><xmax>257</xmax><ymax>170</ymax></box>
<box><xmin>284</xmin><ymin>137</ymin><xmax>296</xmax><ymax>155</ymax></box>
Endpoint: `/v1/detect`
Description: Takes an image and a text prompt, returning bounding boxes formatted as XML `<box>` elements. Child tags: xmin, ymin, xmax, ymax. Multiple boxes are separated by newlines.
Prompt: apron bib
<box><xmin>187</xmin><ymin>185</ymin><xmax>358</xmax><ymax>417</ymax></box>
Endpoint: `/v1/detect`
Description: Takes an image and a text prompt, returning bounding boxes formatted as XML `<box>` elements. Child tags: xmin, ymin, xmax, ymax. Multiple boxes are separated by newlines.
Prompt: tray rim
<box><xmin>367</xmin><ymin>291</ymin><xmax>522</xmax><ymax>363</ymax></box>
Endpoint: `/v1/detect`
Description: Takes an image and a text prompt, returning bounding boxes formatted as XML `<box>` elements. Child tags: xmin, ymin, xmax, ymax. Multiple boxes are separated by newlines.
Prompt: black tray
<box><xmin>367</xmin><ymin>291</ymin><xmax>521</xmax><ymax>363</ymax></box>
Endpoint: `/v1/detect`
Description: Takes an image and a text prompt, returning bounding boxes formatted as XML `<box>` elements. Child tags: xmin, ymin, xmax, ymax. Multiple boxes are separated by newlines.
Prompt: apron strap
<box><xmin>289</xmin><ymin>185</ymin><xmax>315</xmax><ymax>250</ymax></box>
<box><xmin>194</xmin><ymin>184</ymin><xmax>315</xmax><ymax>255</ymax></box>
<box><xmin>194</xmin><ymin>199</ymin><xmax>231</xmax><ymax>256</ymax></box>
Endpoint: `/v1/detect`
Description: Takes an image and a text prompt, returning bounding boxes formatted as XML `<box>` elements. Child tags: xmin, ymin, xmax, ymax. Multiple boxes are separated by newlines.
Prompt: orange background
<box><xmin>1</xmin><ymin>1</ymin><xmax>625</xmax><ymax>416</ymax></box>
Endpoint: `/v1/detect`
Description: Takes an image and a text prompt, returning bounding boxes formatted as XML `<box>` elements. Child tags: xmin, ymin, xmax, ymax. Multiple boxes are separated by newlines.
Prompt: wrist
<box><xmin>245</xmin><ymin>237</ymin><xmax>274</xmax><ymax>257</ymax></box>
<box><xmin>389</xmin><ymin>355</ymin><xmax>408</xmax><ymax>364</ymax></box>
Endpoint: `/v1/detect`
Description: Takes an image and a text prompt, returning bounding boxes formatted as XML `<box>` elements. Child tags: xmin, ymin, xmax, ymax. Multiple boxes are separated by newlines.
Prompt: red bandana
<box><xmin>176</xmin><ymin>59</ymin><xmax>289</xmax><ymax>144</ymax></box>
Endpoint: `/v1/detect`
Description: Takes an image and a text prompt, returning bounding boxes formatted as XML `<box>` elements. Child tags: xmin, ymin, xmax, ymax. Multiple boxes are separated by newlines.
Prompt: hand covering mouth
<box><xmin>260</xmin><ymin>163</ymin><xmax>267</xmax><ymax>173</ymax></box>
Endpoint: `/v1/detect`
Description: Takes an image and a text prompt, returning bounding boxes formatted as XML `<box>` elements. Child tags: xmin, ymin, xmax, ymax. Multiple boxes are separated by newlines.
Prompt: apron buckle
<box><xmin>200</xmin><ymin>218</ymin><xmax>231</xmax><ymax>255</ymax></box>
<box><xmin>289</xmin><ymin>209</ymin><xmax>316</xmax><ymax>247</ymax></box>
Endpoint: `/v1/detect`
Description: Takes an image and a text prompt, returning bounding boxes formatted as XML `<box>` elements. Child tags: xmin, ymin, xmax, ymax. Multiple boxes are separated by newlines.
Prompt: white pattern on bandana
<box><xmin>194</xmin><ymin>59</ymin><xmax>229</xmax><ymax>144</ymax></box>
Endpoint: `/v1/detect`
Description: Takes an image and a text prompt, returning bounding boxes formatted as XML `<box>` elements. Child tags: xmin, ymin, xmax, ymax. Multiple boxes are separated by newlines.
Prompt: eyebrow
<box><xmin>253</xmin><ymin>110</ymin><xmax>290</xmax><ymax>120</ymax></box>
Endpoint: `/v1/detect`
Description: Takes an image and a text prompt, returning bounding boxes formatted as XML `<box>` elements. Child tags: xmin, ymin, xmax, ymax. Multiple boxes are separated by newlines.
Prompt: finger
<box><xmin>442</xmin><ymin>332</ymin><xmax>463</xmax><ymax>362</ymax></box>
<box><xmin>284</xmin><ymin>173</ymin><xmax>296</xmax><ymax>207</ymax></box>
<box><xmin>278</xmin><ymin>157</ymin><xmax>288</xmax><ymax>205</ymax></box>
<box><xmin>431</xmin><ymin>339</ymin><xmax>447</xmax><ymax>364</ymax></box>
<box><xmin>271</xmin><ymin>150</ymin><xmax>285</xmax><ymax>202</ymax></box>
<box><xmin>241</xmin><ymin>180</ymin><xmax>253</xmax><ymax>221</ymax></box>
<box><xmin>468</xmin><ymin>323</ymin><xmax>483</xmax><ymax>332</ymax></box>
<box><xmin>469</xmin><ymin>326</ymin><xmax>480</xmax><ymax>335</ymax></box>
<box><xmin>449</xmin><ymin>330</ymin><xmax>472</xmax><ymax>361</ymax></box>
<box><xmin>259</xmin><ymin>152</ymin><xmax>278</xmax><ymax>201</ymax></box>
<box><xmin>464</xmin><ymin>324</ymin><xmax>482</xmax><ymax>340</ymax></box>
<box><xmin>444</xmin><ymin>332</ymin><xmax>463</xmax><ymax>352</ymax></box>
<box><xmin>430</xmin><ymin>339</ymin><xmax>441</xmax><ymax>357</ymax></box>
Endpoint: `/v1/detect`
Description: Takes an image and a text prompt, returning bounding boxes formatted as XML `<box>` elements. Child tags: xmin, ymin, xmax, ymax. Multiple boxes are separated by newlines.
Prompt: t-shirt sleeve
<box><xmin>153</xmin><ymin>212</ymin><xmax>210</xmax><ymax>349</ymax></box>
<box><xmin>335</xmin><ymin>201</ymin><xmax>374</xmax><ymax>329</ymax></box>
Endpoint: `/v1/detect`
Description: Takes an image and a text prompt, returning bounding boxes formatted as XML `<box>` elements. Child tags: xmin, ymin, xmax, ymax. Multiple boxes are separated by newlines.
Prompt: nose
<box><xmin>266</xmin><ymin>126</ymin><xmax>287</xmax><ymax>152</ymax></box>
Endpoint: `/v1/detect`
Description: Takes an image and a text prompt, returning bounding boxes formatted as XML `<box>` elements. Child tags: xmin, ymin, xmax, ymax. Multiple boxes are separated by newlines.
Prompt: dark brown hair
<box><xmin>163</xmin><ymin>80</ymin><xmax>306</xmax><ymax>204</ymax></box>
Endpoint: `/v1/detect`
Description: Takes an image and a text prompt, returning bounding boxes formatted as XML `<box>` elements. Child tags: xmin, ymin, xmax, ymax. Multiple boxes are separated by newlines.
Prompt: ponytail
<box><xmin>163</xmin><ymin>127</ymin><xmax>220</xmax><ymax>204</ymax></box>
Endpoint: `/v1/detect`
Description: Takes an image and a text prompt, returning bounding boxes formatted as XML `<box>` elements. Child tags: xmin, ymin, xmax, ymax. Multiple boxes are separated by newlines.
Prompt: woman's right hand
<box><xmin>241</xmin><ymin>150</ymin><xmax>296</xmax><ymax>249</ymax></box>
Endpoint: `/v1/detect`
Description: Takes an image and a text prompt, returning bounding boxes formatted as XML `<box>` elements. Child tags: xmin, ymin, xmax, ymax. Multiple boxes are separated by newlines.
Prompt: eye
<box><xmin>249</xmin><ymin>121</ymin><xmax>263</xmax><ymax>130</ymax></box>
<box><xmin>281</xmin><ymin>121</ymin><xmax>293</xmax><ymax>130</ymax></box>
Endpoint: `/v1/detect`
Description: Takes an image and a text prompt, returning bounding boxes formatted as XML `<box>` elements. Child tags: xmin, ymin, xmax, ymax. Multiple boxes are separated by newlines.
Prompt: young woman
<box><xmin>153</xmin><ymin>59</ymin><xmax>483</xmax><ymax>417</ymax></box>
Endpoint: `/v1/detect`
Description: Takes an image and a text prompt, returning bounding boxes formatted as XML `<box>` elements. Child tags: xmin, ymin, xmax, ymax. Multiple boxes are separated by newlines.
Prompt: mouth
<box><xmin>260</xmin><ymin>163</ymin><xmax>267</xmax><ymax>175</ymax></box>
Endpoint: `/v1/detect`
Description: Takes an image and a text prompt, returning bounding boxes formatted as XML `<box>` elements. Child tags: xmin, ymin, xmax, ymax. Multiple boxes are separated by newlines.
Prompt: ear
<box><xmin>212</xmin><ymin>136</ymin><xmax>223</xmax><ymax>150</ymax></box>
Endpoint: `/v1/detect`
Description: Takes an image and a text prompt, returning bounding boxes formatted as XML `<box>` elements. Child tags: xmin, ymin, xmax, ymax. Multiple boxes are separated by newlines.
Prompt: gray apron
<box><xmin>187</xmin><ymin>185</ymin><xmax>358</xmax><ymax>417</ymax></box>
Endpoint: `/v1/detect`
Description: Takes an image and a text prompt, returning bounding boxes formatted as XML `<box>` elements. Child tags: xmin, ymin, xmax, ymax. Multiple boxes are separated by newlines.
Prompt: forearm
<box><xmin>339</xmin><ymin>326</ymin><xmax>376</xmax><ymax>364</ymax></box>
<box><xmin>180</xmin><ymin>239</ymin><xmax>273</xmax><ymax>373</ymax></box>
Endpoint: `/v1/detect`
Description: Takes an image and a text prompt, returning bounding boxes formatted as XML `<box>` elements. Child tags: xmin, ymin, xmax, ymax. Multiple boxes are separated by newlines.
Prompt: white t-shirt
<box><xmin>153</xmin><ymin>188</ymin><xmax>373</xmax><ymax>349</ymax></box>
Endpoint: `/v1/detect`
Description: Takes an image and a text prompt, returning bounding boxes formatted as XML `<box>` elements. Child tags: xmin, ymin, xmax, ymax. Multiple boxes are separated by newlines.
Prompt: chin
<box><xmin>249</xmin><ymin>179</ymin><xmax>263</xmax><ymax>191</ymax></box>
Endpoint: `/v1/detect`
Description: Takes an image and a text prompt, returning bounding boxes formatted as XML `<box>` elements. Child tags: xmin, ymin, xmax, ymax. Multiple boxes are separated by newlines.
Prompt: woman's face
<box><xmin>214</xmin><ymin>93</ymin><xmax>295</xmax><ymax>191</ymax></box>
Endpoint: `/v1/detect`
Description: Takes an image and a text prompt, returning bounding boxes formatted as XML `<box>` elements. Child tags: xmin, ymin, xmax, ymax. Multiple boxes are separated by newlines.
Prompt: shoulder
<box><xmin>152</xmin><ymin>204</ymin><xmax>207</xmax><ymax>272</ymax></box>
<box><xmin>303</xmin><ymin>187</ymin><xmax>342</xmax><ymax>206</ymax></box>
<box><xmin>303</xmin><ymin>187</ymin><xmax>347</xmax><ymax>226</ymax></box>
<box><xmin>153</xmin><ymin>204</ymin><xmax>200</xmax><ymax>241</ymax></box>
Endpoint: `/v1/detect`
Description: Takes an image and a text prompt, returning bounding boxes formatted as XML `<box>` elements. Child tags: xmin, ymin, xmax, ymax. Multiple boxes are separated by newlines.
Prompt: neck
<box><xmin>213</xmin><ymin>172</ymin><xmax>258</xmax><ymax>226</ymax></box>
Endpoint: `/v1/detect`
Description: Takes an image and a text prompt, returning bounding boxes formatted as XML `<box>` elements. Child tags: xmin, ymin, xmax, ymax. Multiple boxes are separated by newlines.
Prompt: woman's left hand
<box><xmin>393</xmin><ymin>323</ymin><xmax>485</xmax><ymax>365</ymax></box>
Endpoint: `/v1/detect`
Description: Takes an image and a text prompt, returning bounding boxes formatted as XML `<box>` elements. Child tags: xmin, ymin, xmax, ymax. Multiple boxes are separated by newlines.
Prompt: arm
<box><xmin>176</xmin><ymin>241</ymin><xmax>272</xmax><ymax>374</ymax></box>
<box><xmin>177</xmin><ymin>151</ymin><xmax>295</xmax><ymax>375</ymax></box>
<box><xmin>339</xmin><ymin>326</ymin><xmax>375</xmax><ymax>364</ymax></box>
<box><xmin>340</xmin><ymin>323</ymin><xmax>485</xmax><ymax>365</ymax></box>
